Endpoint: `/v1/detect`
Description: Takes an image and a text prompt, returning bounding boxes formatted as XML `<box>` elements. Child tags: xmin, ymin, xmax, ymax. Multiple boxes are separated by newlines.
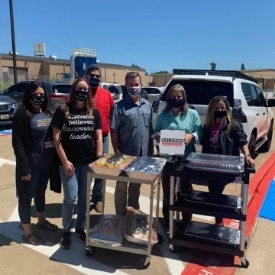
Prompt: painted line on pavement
<box><xmin>0</xmin><ymin>156</ymin><xmax>186</xmax><ymax>275</ymax></box>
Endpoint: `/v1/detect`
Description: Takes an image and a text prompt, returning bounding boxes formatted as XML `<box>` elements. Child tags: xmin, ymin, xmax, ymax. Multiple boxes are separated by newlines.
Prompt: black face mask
<box><xmin>74</xmin><ymin>90</ymin><xmax>88</xmax><ymax>101</ymax></box>
<box><xmin>214</xmin><ymin>110</ymin><xmax>227</xmax><ymax>118</ymax></box>
<box><xmin>89</xmin><ymin>77</ymin><xmax>100</xmax><ymax>87</ymax></box>
<box><xmin>30</xmin><ymin>94</ymin><xmax>45</xmax><ymax>106</ymax></box>
<box><xmin>168</xmin><ymin>98</ymin><xmax>185</xmax><ymax>108</ymax></box>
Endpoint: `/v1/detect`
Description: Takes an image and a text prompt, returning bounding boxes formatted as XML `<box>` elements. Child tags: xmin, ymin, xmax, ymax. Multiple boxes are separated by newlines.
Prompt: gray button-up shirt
<box><xmin>110</xmin><ymin>95</ymin><xmax>152</xmax><ymax>157</ymax></box>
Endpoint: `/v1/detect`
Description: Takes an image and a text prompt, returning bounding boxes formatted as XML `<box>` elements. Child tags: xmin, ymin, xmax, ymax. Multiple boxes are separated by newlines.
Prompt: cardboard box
<box><xmin>159</xmin><ymin>130</ymin><xmax>185</xmax><ymax>155</ymax></box>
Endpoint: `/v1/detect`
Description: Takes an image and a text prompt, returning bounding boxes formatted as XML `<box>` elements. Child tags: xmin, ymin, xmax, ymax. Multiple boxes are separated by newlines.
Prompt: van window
<box><xmin>162</xmin><ymin>80</ymin><xmax>234</xmax><ymax>106</ymax></box>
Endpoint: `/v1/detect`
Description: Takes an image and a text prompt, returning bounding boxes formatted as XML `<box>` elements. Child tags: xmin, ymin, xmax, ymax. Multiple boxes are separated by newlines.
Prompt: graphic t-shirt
<box><xmin>51</xmin><ymin>106</ymin><xmax>102</xmax><ymax>165</ymax></box>
<box><xmin>209</xmin><ymin>122</ymin><xmax>223</xmax><ymax>154</ymax></box>
<box><xmin>29</xmin><ymin>112</ymin><xmax>54</xmax><ymax>169</ymax></box>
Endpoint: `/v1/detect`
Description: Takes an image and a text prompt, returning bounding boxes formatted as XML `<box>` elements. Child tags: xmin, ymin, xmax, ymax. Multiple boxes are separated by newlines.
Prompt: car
<box><xmin>100</xmin><ymin>82</ymin><xmax>123</xmax><ymax>102</ymax></box>
<box><xmin>153</xmin><ymin>69</ymin><xmax>275</xmax><ymax>158</ymax></box>
<box><xmin>142</xmin><ymin>86</ymin><xmax>164</xmax><ymax>104</ymax></box>
<box><xmin>0</xmin><ymin>94</ymin><xmax>18</xmax><ymax>125</ymax></box>
<box><xmin>3</xmin><ymin>81</ymin><xmax>71</xmax><ymax>114</ymax></box>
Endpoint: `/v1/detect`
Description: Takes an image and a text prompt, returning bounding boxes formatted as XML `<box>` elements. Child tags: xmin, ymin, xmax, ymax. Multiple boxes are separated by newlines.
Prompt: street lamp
<box><xmin>9</xmin><ymin>0</ymin><xmax>18</xmax><ymax>83</ymax></box>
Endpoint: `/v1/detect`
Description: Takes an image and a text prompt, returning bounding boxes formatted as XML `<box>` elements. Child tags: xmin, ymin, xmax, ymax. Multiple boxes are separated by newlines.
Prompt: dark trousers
<box><xmin>208</xmin><ymin>181</ymin><xmax>228</xmax><ymax>224</ymax></box>
<box><xmin>18</xmin><ymin>168</ymin><xmax>50</xmax><ymax>224</ymax></box>
<box><xmin>161</xmin><ymin>163</ymin><xmax>192</xmax><ymax>223</ymax></box>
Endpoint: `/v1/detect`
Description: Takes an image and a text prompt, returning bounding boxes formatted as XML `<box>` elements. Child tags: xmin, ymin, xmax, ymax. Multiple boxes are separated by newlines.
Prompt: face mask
<box><xmin>126</xmin><ymin>86</ymin><xmax>141</xmax><ymax>96</ymax></box>
<box><xmin>214</xmin><ymin>110</ymin><xmax>227</xmax><ymax>118</ymax></box>
<box><xmin>31</xmin><ymin>94</ymin><xmax>45</xmax><ymax>106</ymax></box>
<box><xmin>75</xmin><ymin>90</ymin><xmax>88</xmax><ymax>101</ymax></box>
<box><xmin>168</xmin><ymin>98</ymin><xmax>185</xmax><ymax>108</ymax></box>
<box><xmin>89</xmin><ymin>77</ymin><xmax>100</xmax><ymax>87</ymax></box>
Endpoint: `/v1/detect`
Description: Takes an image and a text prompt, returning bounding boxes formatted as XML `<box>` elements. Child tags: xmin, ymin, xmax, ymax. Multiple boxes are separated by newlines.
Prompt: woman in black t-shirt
<box><xmin>51</xmin><ymin>78</ymin><xmax>102</xmax><ymax>249</ymax></box>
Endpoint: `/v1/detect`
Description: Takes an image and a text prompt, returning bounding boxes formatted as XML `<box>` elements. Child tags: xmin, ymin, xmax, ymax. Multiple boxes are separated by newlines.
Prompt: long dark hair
<box><xmin>22</xmin><ymin>81</ymin><xmax>48</xmax><ymax>113</ymax></box>
<box><xmin>67</xmin><ymin>78</ymin><xmax>94</xmax><ymax>116</ymax></box>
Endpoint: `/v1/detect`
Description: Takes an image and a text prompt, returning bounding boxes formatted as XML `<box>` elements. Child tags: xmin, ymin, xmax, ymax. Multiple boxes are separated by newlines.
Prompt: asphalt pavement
<box><xmin>0</xmin><ymin>126</ymin><xmax>275</xmax><ymax>275</ymax></box>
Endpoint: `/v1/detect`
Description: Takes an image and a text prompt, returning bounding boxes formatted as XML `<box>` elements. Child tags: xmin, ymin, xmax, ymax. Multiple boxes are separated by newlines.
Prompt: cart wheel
<box><xmin>139</xmin><ymin>257</ymin><xmax>150</xmax><ymax>269</ymax></box>
<box><xmin>86</xmin><ymin>246</ymin><xmax>95</xmax><ymax>257</ymax></box>
<box><xmin>157</xmin><ymin>232</ymin><xmax>164</xmax><ymax>244</ymax></box>
<box><xmin>169</xmin><ymin>244</ymin><xmax>176</xmax><ymax>253</ymax></box>
<box><xmin>240</xmin><ymin>257</ymin><xmax>249</xmax><ymax>268</ymax></box>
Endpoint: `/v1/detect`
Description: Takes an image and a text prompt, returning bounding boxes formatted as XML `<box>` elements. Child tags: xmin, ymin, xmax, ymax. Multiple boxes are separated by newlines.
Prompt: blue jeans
<box><xmin>59</xmin><ymin>165</ymin><xmax>90</xmax><ymax>231</ymax></box>
<box><xmin>91</xmin><ymin>135</ymin><xmax>109</xmax><ymax>203</ymax></box>
<box><xmin>18</xmin><ymin>168</ymin><xmax>51</xmax><ymax>224</ymax></box>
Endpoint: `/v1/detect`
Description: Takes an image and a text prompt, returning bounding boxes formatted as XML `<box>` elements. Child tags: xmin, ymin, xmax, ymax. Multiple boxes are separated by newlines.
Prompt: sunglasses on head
<box><xmin>89</xmin><ymin>73</ymin><xmax>100</xmax><ymax>78</ymax></box>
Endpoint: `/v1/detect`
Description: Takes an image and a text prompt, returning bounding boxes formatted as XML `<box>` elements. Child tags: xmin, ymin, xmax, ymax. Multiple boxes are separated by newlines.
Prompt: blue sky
<box><xmin>1</xmin><ymin>0</ymin><xmax>275</xmax><ymax>73</ymax></box>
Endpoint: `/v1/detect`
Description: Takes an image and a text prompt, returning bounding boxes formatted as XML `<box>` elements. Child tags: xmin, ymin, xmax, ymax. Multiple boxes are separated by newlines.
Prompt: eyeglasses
<box><xmin>89</xmin><ymin>73</ymin><xmax>100</xmax><ymax>78</ymax></box>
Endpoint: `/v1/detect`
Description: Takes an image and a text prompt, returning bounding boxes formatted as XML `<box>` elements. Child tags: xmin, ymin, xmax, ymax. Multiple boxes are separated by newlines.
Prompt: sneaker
<box><xmin>75</xmin><ymin>228</ymin><xmax>86</xmax><ymax>243</ymax></box>
<box><xmin>95</xmin><ymin>202</ymin><xmax>103</xmax><ymax>213</ymax></box>
<box><xmin>60</xmin><ymin>232</ymin><xmax>71</xmax><ymax>249</ymax></box>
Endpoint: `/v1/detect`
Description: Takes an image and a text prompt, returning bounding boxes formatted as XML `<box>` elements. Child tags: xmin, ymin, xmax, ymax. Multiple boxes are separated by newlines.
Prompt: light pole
<box><xmin>9</xmin><ymin>0</ymin><xmax>18</xmax><ymax>83</ymax></box>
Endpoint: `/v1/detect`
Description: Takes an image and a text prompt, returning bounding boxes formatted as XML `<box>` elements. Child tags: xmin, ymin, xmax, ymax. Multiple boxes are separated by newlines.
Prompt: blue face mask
<box><xmin>31</xmin><ymin>94</ymin><xmax>45</xmax><ymax>106</ymax></box>
<box><xmin>89</xmin><ymin>77</ymin><xmax>100</xmax><ymax>87</ymax></box>
<box><xmin>168</xmin><ymin>98</ymin><xmax>185</xmax><ymax>108</ymax></box>
<box><xmin>74</xmin><ymin>89</ymin><xmax>88</xmax><ymax>101</ymax></box>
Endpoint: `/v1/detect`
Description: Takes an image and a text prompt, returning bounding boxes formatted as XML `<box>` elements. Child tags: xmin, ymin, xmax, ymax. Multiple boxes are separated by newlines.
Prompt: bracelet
<box><xmin>245</xmin><ymin>154</ymin><xmax>251</xmax><ymax>157</ymax></box>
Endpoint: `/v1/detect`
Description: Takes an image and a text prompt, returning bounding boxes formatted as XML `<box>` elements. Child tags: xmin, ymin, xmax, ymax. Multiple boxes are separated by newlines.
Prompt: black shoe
<box><xmin>75</xmin><ymin>228</ymin><xmax>86</xmax><ymax>243</ymax></box>
<box><xmin>60</xmin><ymin>232</ymin><xmax>71</xmax><ymax>249</ymax></box>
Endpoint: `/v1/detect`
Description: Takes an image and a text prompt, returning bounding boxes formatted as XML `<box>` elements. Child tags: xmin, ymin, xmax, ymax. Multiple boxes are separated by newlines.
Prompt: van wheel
<box><xmin>259</xmin><ymin>121</ymin><xmax>273</xmax><ymax>153</ymax></box>
<box><xmin>248</xmin><ymin>134</ymin><xmax>256</xmax><ymax>159</ymax></box>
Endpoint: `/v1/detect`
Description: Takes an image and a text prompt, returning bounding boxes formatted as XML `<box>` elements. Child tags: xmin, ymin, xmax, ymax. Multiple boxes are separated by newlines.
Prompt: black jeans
<box><xmin>208</xmin><ymin>180</ymin><xmax>228</xmax><ymax>224</ymax></box>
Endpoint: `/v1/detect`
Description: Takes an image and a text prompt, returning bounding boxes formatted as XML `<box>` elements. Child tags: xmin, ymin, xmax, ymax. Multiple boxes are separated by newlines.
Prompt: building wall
<box><xmin>0</xmin><ymin>54</ymin><xmax>154</xmax><ymax>85</ymax></box>
<box><xmin>1</xmin><ymin>54</ymin><xmax>275</xmax><ymax>90</ymax></box>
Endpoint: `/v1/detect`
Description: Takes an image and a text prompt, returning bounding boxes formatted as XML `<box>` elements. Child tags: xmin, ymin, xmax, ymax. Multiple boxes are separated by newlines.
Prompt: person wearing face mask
<box><xmin>84</xmin><ymin>65</ymin><xmax>114</xmax><ymax>214</ymax></box>
<box><xmin>154</xmin><ymin>84</ymin><xmax>203</xmax><ymax>229</ymax></box>
<box><xmin>200</xmin><ymin>95</ymin><xmax>254</xmax><ymax>226</ymax></box>
<box><xmin>110</xmin><ymin>71</ymin><xmax>154</xmax><ymax>216</ymax></box>
<box><xmin>12</xmin><ymin>81</ymin><xmax>58</xmax><ymax>246</ymax></box>
<box><xmin>51</xmin><ymin>78</ymin><xmax>102</xmax><ymax>249</ymax></box>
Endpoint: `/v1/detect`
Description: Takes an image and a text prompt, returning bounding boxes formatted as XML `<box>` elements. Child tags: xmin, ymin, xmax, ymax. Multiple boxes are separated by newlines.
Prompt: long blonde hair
<box><xmin>164</xmin><ymin>84</ymin><xmax>189</xmax><ymax>115</ymax></box>
<box><xmin>204</xmin><ymin>96</ymin><xmax>234</xmax><ymax>133</ymax></box>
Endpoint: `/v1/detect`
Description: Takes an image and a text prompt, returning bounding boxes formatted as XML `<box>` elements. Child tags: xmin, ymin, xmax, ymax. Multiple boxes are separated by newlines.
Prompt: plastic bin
<box><xmin>186</xmin><ymin>152</ymin><xmax>245</xmax><ymax>174</ymax></box>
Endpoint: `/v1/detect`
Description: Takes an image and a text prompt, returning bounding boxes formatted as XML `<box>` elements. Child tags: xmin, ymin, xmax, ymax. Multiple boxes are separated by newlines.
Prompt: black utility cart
<box><xmin>168</xmin><ymin>153</ymin><xmax>255</xmax><ymax>268</ymax></box>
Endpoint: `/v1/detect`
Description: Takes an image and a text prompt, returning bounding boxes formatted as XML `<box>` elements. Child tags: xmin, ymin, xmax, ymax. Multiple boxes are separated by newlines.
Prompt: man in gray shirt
<box><xmin>110</xmin><ymin>72</ymin><xmax>153</xmax><ymax>215</ymax></box>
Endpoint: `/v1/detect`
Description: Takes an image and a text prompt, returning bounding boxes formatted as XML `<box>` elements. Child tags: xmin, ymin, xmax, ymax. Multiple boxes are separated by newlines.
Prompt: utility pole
<box><xmin>9</xmin><ymin>0</ymin><xmax>18</xmax><ymax>83</ymax></box>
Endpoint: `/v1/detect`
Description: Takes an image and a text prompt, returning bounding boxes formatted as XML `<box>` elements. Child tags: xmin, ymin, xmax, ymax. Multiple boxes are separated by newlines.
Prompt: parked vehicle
<box><xmin>100</xmin><ymin>82</ymin><xmax>123</xmax><ymax>101</ymax></box>
<box><xmin>153</xmin><ymin>69</ymin><xmax>275</xmax><ymax>158</ymax></box>
<box><xmin>142</xmin><ymin>86</ymin><xmax>164</xmax><ymax>104</ymax></box>
<box><xmin>0</xmin><ymin>94</ymin><xmax>18</xmax><ymax>125</ymax></box>
<box><xmin>3</xmin><ymin>81</ymin><xmax>71</xmax><ymax>114</ymax></box>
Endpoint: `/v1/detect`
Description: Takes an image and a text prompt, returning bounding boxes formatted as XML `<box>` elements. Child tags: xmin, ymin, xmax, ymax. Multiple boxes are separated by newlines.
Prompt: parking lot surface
<box><xmin>0</xmin><ymin>126</ymin><xmax>275</xmax><ymax>274</ymax></box>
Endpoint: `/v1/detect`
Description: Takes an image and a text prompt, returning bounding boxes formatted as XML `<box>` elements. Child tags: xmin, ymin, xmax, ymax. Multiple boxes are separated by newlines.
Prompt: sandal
<box><xmin>22</xmin><ymin>233</ymin><xmax>45</xmax><ymax>245</ymax></box>
<box><xmin>36</xmin><ymin>220</ymin><xmax>58</xmax><ymax>231</ymax></box>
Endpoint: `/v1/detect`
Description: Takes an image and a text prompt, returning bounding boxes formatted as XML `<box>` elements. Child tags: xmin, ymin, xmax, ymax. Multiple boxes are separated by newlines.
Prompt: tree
<box><xmin>153</xmin><ymin>70</ymin><xmax>169</xmax><ymax>74</ymax></box>
<box><xmin>131</xmin><ymin>63</ymin><xmax>141</xmax><ymax>68</ymax></box>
